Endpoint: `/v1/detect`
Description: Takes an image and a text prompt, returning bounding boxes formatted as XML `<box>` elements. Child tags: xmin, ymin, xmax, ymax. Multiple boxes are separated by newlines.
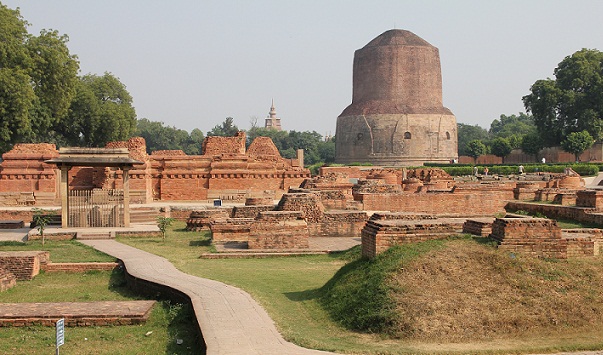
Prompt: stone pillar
<box><xmin>59</xmin><ymin>166</ymin><xmax>70</xmax><ymax>228</ymax></box>
<box><xmin>123</xmin><ymin>166</ymin><xmax>131</xmax><ymax>227</ymax></box>
<box><xmin>297</xmin><ymin>149</ymin><xmax>304</xmax><ymax>169</ymax></box>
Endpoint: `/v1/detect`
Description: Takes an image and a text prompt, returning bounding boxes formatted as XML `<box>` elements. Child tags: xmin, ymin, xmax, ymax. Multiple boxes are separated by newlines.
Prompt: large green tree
<box><xmin>520</xmin><ymin>132</ymin><xmax>545</xmax><ymax>161</ymax></box>
<box><xmin>561</xmin><ymin>130</ymin><xmax>594</xmax><ymax>162</ymax></box>
<box><xmin>58</xmin><ymin>73</ymin><xmax>136</xmax><ymax>147</ymax></box>
<box><xmin>457</xmin><ymin>123</ymin><xmax>489</xmax><ymax>156</ymax></box>
<box><xmin>0</xmin><ymin>4</ymin><xmax>79</xmax><ymax>152</ymax></box>
<box><xmin>523</xmin><ymin>49</ymin><xmax>603</xmax><ymax>146</ymax></box>
<box><xmin>489</xmin><ymin>137</ymin><xmax>513</xmax><ymax>163</ymax></box>
<box><xmin>208</xmin><ymin>117</ymin><xmax>239</xmax><ymax>137</ymax></box>
<box><xmin>136</xmin><ymin>118</ymin><xmax>204</xmax><ymax>155</ymax></box>
<box><xmin>466</xmin><ymin>140</ymin><xmax>487</xmax><ymax>164</ymax></box>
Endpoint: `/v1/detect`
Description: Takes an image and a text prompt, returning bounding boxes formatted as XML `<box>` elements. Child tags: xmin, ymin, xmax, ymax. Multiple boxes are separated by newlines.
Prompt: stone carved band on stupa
<box><xmin>335</xmin><ymin>29</ymin><xmax>458</xmax><ymax>166</ymax></box>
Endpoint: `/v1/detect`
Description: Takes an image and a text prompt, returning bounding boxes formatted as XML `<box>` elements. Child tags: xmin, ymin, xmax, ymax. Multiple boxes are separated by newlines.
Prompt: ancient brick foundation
<box><xmin>0</xmin><ymin>268</ymin><xmax>16</xmax><ymax>292</ymax></box>
<box><xmin>0</xmin><ymin>251</ymin><xmax>49</xmax><ymax>280</ymax></box>
<box><xmin>490</xmin><ymin>218</ymin><xmax>567</xmax><ymax>259</ymax></box>
<box><xmin>361</xmin><ymin>214</ymin><xmax>466</xmax><ymax>258</ymax></box>
<box><xmin>357</xmin><ymin>184</ymin><xmax>514</xmax><ymax>216</ymax></box>
<box><xmin>186</xmin><ymin>209</ymin><xmax>232</xmax><ymax>231</ymax></box>
<box><xmin>209</xmin><ymin>218</ymin><xmax>254</xmax><ymax>243</ymax></box>
<box><xmin>247</xmin><ymin>211</ymin><xmax>309</xmax><ymax>249</ymax></box>
<box><xmin>309</xmin><ymin>211</ymin><xmax>368</xmax><ymax>237</ymax></box>
<box><xmin>462</xmin><ymin>218</ymin><xmax>496</xmax><ymax>237</ymax></box>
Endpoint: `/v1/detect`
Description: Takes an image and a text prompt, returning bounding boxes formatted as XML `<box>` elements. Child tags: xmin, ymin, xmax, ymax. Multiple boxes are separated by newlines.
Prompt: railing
<box><xmin>68</xmin><ymin>189</ymin><xmax>124</xmax><ymax>227</ymax></box>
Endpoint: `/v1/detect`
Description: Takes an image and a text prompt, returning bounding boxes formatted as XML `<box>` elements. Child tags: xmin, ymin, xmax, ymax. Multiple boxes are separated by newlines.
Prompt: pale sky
<box><xmin>3</xmin><ymin>0</ymin><xmax>603</xmax><ymax>137</ymax></box>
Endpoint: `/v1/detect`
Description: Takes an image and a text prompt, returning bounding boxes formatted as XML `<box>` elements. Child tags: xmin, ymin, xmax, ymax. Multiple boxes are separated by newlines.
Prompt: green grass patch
<box><xmin>119</xmin><ymin>225</ymin><xmax>603</xmax><ymax>354</ymax></box>
<box><xmin>319</xmin><ymin>239</ymin><xmax>448</xmax><ymax>334</ymax></box>
<box><xmin>0</xmin><ymin>268</ymin><xmax>200</xmax><ymax>354</ymax></box>
<box><xmin>0</xmin><ymin>239</ymin><xmax>116</xmax><ymax>263</ymax></box>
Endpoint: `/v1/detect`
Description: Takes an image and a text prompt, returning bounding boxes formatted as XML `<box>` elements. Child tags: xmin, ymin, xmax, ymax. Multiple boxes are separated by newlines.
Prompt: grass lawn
<box><xmin>118</xmin><ymin>222</ymin><xmax>603</xmax><ymax>354</ymax></box>
<box><xmin>0</xmin><ymin>239</ymin><xmax>201</xmax><ymax>354</ymax></box>
<box><xmin>0</xmin><ymin>239</ymin><xmax>116</xmax><ymax>262</ymax></box>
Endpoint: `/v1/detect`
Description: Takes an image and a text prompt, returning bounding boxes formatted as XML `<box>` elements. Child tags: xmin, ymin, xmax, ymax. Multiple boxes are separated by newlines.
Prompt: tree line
<box><xmin>0</xmin><ymin>4</ymin><xmax>335</xmax><ymax>167</ymax></box>
<box><xmin>460</xmin><ymin>48</ymin><xmax>603</xmax><ymax>163</ymax></box>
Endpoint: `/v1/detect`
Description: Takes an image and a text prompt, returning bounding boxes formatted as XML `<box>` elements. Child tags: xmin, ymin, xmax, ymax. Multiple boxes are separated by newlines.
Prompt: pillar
<box><xmin>60</xmin><ymin>165</ymin><xmax>70</xmax><ymax>228</ymax></box>
<box><xmin>123</xmin><ymin>166</ymin><xmax>131</xmax><ymax>227</ymax></box>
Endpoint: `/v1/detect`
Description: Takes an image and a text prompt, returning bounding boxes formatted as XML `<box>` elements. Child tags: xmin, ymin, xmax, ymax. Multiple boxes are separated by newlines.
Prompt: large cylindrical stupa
<box><xmin>335</xmin><ymin>29</ymin><xmax>457</xmax><ymax>166</ymax></box>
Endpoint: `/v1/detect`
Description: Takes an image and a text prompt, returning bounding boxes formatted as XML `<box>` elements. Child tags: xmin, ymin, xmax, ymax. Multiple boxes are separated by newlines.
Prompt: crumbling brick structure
<box><xmin>248</xmin><ymin>211</ymin><xmax>310</xmax><ymax>249</ymax></box>
<box><xmin>361</xmin><ymin>213</ymin><xmax>466</xmax><ymax>258</ymax></box>
<box><xmin>0</xmin><ymin>251</ymin><xmax>49</xmax><ymax>280</ymax></box>
<box><xmin>0</xmin><ymin>268</ymin><xmax>16</xmax><ymax>292</ymax></box>
<box><xmin>0</xmin><ymin>144</ymin><xmax>59</xmax><ymax>206</ymax></box>
<box><xmin>0</xmin><ymin>133</ymin><xmax>310</xmax><ymax>206</ymax></box>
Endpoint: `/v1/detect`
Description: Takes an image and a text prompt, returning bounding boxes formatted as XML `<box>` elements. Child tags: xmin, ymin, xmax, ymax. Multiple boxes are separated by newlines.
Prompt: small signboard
<box><xmin>56</xmin><ymin>318</ymin><xmax>65</xmax><ymax>349</ymax></box>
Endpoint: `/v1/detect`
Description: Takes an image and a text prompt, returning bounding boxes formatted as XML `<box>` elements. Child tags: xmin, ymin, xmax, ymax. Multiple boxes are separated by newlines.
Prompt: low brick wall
<box><xmin>0</xmin><ymin>267</ymin><xmax>16</xmax><ymax>292</ymax></box>
<box><xmin>491</xmin><ymin>218</ymin><xmax>567</xmax><ymax>259</ymax></box>
<box><xmin>309</xmin><ymin>210</ymin><xmax>368</xmax><ymax>237</ymax></box>
<box><xmin>232</xmin><ymin>205</ymin><xmax>274</xmax><ymax>218</ymax></box>
<box><xmin>358</xmin><ymin>186</ymin><xmax>514</xmax><ymax>216</ymax></box>
<box><xmin>248</xmin><ymin>211</ymin><xmax>309</xmax><ymax>249</ymax></box>
<box><xmin>0</xmin><ymin>251</ymin><xmax>49</xmax><ymax>280</ymax></box>
<box><xmin>42</xmin><ymin>262</ymin><xmax>119</xmax><ymax>273</ymax></box>
<box><xmin>576</xmin><ymin>190</ymin><xmax>603</xmax><ymax>210</ymax></box>
<box><xmin>186</xmin><ymin>209</ymin><xmax>231</xmax><ymax>231</ymax></box>
<box><xmin>361</xmin><ymin>218</ymin><xmax>466</xmax><ymax>258</ymax></box>
<box><xmin>462</xmin><ymin>218</ymin><xmax>495</xmax><ymax>237</ymax></box>
<box><xmin>210</xmin><ymin>218</ymin><xmax>254</xmax><ymax>243</ymax></box>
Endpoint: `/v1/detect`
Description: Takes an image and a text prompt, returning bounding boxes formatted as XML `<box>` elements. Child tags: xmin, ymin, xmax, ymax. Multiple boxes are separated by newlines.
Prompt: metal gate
<box><xmin>68</xmin><ymin>189</ymin><xmax>124</xmax><ymax>227</ymax></box>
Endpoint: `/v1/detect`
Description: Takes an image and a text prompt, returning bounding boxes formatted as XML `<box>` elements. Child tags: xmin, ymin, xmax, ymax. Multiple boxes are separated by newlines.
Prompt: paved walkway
<box><xmin>80</xmin><ymin>239</ymin><xmax>333</xmax><ymax>355</ymax></box>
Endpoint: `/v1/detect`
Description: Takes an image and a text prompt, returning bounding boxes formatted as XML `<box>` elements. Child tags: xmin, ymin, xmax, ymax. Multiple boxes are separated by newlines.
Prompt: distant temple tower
<box><xmin>264</xmin><ymin>99</ymin><xmax>282</xmax><ymax>131</ymax></box>
<box><xmin>335</xmin><ymin>29</ymin><xmax>457</xmax><ymax>166</ymax></box>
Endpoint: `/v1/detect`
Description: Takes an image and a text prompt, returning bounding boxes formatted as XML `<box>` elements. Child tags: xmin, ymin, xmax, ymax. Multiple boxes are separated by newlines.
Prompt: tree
<box><xmin>156</xmin><ymin>216</ymin><xmax>174</xmax><ymax>240</ymax></box>
<box><xmin>136</xmin><ymin>118</ymin><xmax>204</xmax><ymax>155</ymax></box>
<box><xmin>457</xmin><ymin>123</ymin><xmax>489</xmax><ymax>156</ymax></box>
<box><xmin>32</xmin><ymin>208</ymin><xmax>53</xmax><ymax>246</ymax></box>
<box><xmin>466</xmin><ymin>140</ymin><xmax>487</xmax><ymax>164</ymax></box>
<box><xmin>59</xmin><ymin>73</ymin><xmax>136</xmax><ymax>147</ymax></box>
<box><xmin>523</xmin><ymin>49</ymin><xmax>603</xmax><ymax>146</ymax></box>
<box><xmin>0</xmin><ymin>4</ymin><xmax>79</xmax><ymax>153</ymax></box>
<box><xmin>489</xmin><ymin>137</ymin><xmax>513</xmax><ymax>163</ymax></box>
<box><xmin>520</xmin><ymin>132</ymin><xmax>544</xmax><ymax>161</ymax></box>
<box><xmin>208</xmin><ymin>117</ymin><xmax>239</xmax><ymax>137</ymax></box>
<box><xmin>488</xmin><ymin>113</ymin><xmax>536</xmax><ymax>149</ymax></box>
<box><xmin>561</xmin><ymin>130</ymin><xmax>594</xmax><ymax>162</ymax></box>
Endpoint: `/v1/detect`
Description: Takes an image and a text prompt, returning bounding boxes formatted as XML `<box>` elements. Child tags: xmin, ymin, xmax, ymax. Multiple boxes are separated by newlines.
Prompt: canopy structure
<box><xmin>46</xmin><ymin>148</ymin><xmax>143</xmax><ymax>228</ymax></box>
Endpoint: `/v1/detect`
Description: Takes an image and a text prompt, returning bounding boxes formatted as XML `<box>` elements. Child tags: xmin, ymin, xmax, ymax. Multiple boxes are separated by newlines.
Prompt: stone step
<box><xmin>76</xmin><ymin>231</ymin><xmax>115</xmax><ymax>240</ymax></box>
<box><xmin>0</xmin><ymin>220</ymin><xmax>24</xmax><ymax>229</ymax></box>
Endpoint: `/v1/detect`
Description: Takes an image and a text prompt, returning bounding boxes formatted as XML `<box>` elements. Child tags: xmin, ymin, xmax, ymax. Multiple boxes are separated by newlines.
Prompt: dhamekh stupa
<box><xmin>335</xmin><ymin>29</ymin><xmax>458</xmax><ymax>166</ymax></box>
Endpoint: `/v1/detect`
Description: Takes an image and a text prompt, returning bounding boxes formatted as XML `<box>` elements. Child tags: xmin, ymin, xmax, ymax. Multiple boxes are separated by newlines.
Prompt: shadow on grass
<box><xmin>163</xmin><ymin>301</ymin><xmax>204</xmax><ymax>355</ymax></box>
<box><xmin>107</xmin><ymin>268</ymin><xmax>142</xmax><ymax>299</ymax></box>
<box><xmin>284</xmin><ymin>287</ymin><xmax>323</xmax><ymax>302</ymax></box>
<box><xmin>471</xmin><ymin>236</ymin><xmax>499</xmax><ymax>247</ymax></box>
<box><xmin>189</xmin><ymin>239</ymin><xmax>211</xmax><ymax>247</ymax></box>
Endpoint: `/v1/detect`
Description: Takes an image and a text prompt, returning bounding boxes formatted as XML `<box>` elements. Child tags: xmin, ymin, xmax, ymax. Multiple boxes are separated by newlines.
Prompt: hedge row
<box><xmin>437</xmin><ymin>163</ymin><xmax>599</xmax><ymax>177</ymax></box>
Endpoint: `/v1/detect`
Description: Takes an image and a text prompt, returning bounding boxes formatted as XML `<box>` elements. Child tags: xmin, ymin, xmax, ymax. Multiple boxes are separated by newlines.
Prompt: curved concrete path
<box><xmin>80</xmin><ymin>240</ymin><xmax>333</xmax><ymax>355</ymax></box>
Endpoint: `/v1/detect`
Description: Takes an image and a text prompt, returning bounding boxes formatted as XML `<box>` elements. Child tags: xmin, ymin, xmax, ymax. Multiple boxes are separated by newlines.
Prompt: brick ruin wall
<box><xmin>0</xmin><ymin>251</ymin><xmax>49</xmax><ymax>280</ymax></box>
<box><xmin>490</xmin><ymin>218</ymin><xmax>567</xmax><ymax>259</ymax></box>
<box><xmin>361</xmin><ymin>216</ymin><xmax>466</xmax><ymax>258</ymax></box>
<box><xmin>248</xmin><ymin>211</ymin><xmax>310</xmax><ymax>249</ymax></box>
<box><xmin>0</xmin><ymin>143</ymin><xmax>59</xmax><ymax>206</ymax></box>
<box><xmin>0</xmin><ymin>134</ymin><xmax>310</xmax><ymax>206</ymax></box>
<box><xmin>0</xmin><ymin>267</ymin><xmax>16</xmax><ymax>292</ymax></box>
<box><xmin>357</xmin><ymin>185</ymin><xmax>515</xmax><ymax>216</ymax></box>
<box><xmin>309</xmin><ymin>211</ymin><xmax>368</xmax><ymax>237</ymax></box>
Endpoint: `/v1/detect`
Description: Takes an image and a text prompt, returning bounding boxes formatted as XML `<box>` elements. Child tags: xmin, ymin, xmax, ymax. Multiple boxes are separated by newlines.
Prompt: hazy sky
<box><xmin>3</xmin><ymin>1</ymin><xmax>603</xmax><ymax>137</ymax></box>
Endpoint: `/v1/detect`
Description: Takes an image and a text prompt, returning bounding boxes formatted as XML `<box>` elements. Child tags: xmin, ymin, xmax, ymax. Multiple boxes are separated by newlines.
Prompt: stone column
<box><xmin>123</xmin><ymin>166</ymin><xmax>131</xmax><ymax>227</ymax></box>
<box><xmin>59</xmin><ymin>165</ymin><xmax>70</xmax><ymax>228</ymax></box>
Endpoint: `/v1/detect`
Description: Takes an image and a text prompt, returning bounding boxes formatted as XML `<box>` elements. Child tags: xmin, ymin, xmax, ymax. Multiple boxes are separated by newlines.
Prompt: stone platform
<box><xmin>0</xmin><ymin>220</ymin><xmax>24</xmax><ymax>229</ymax></box>
<box><xmin>0</xmin><ymin>300</ymin><xmax>155</xmax><ymax>327</ymax></box>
